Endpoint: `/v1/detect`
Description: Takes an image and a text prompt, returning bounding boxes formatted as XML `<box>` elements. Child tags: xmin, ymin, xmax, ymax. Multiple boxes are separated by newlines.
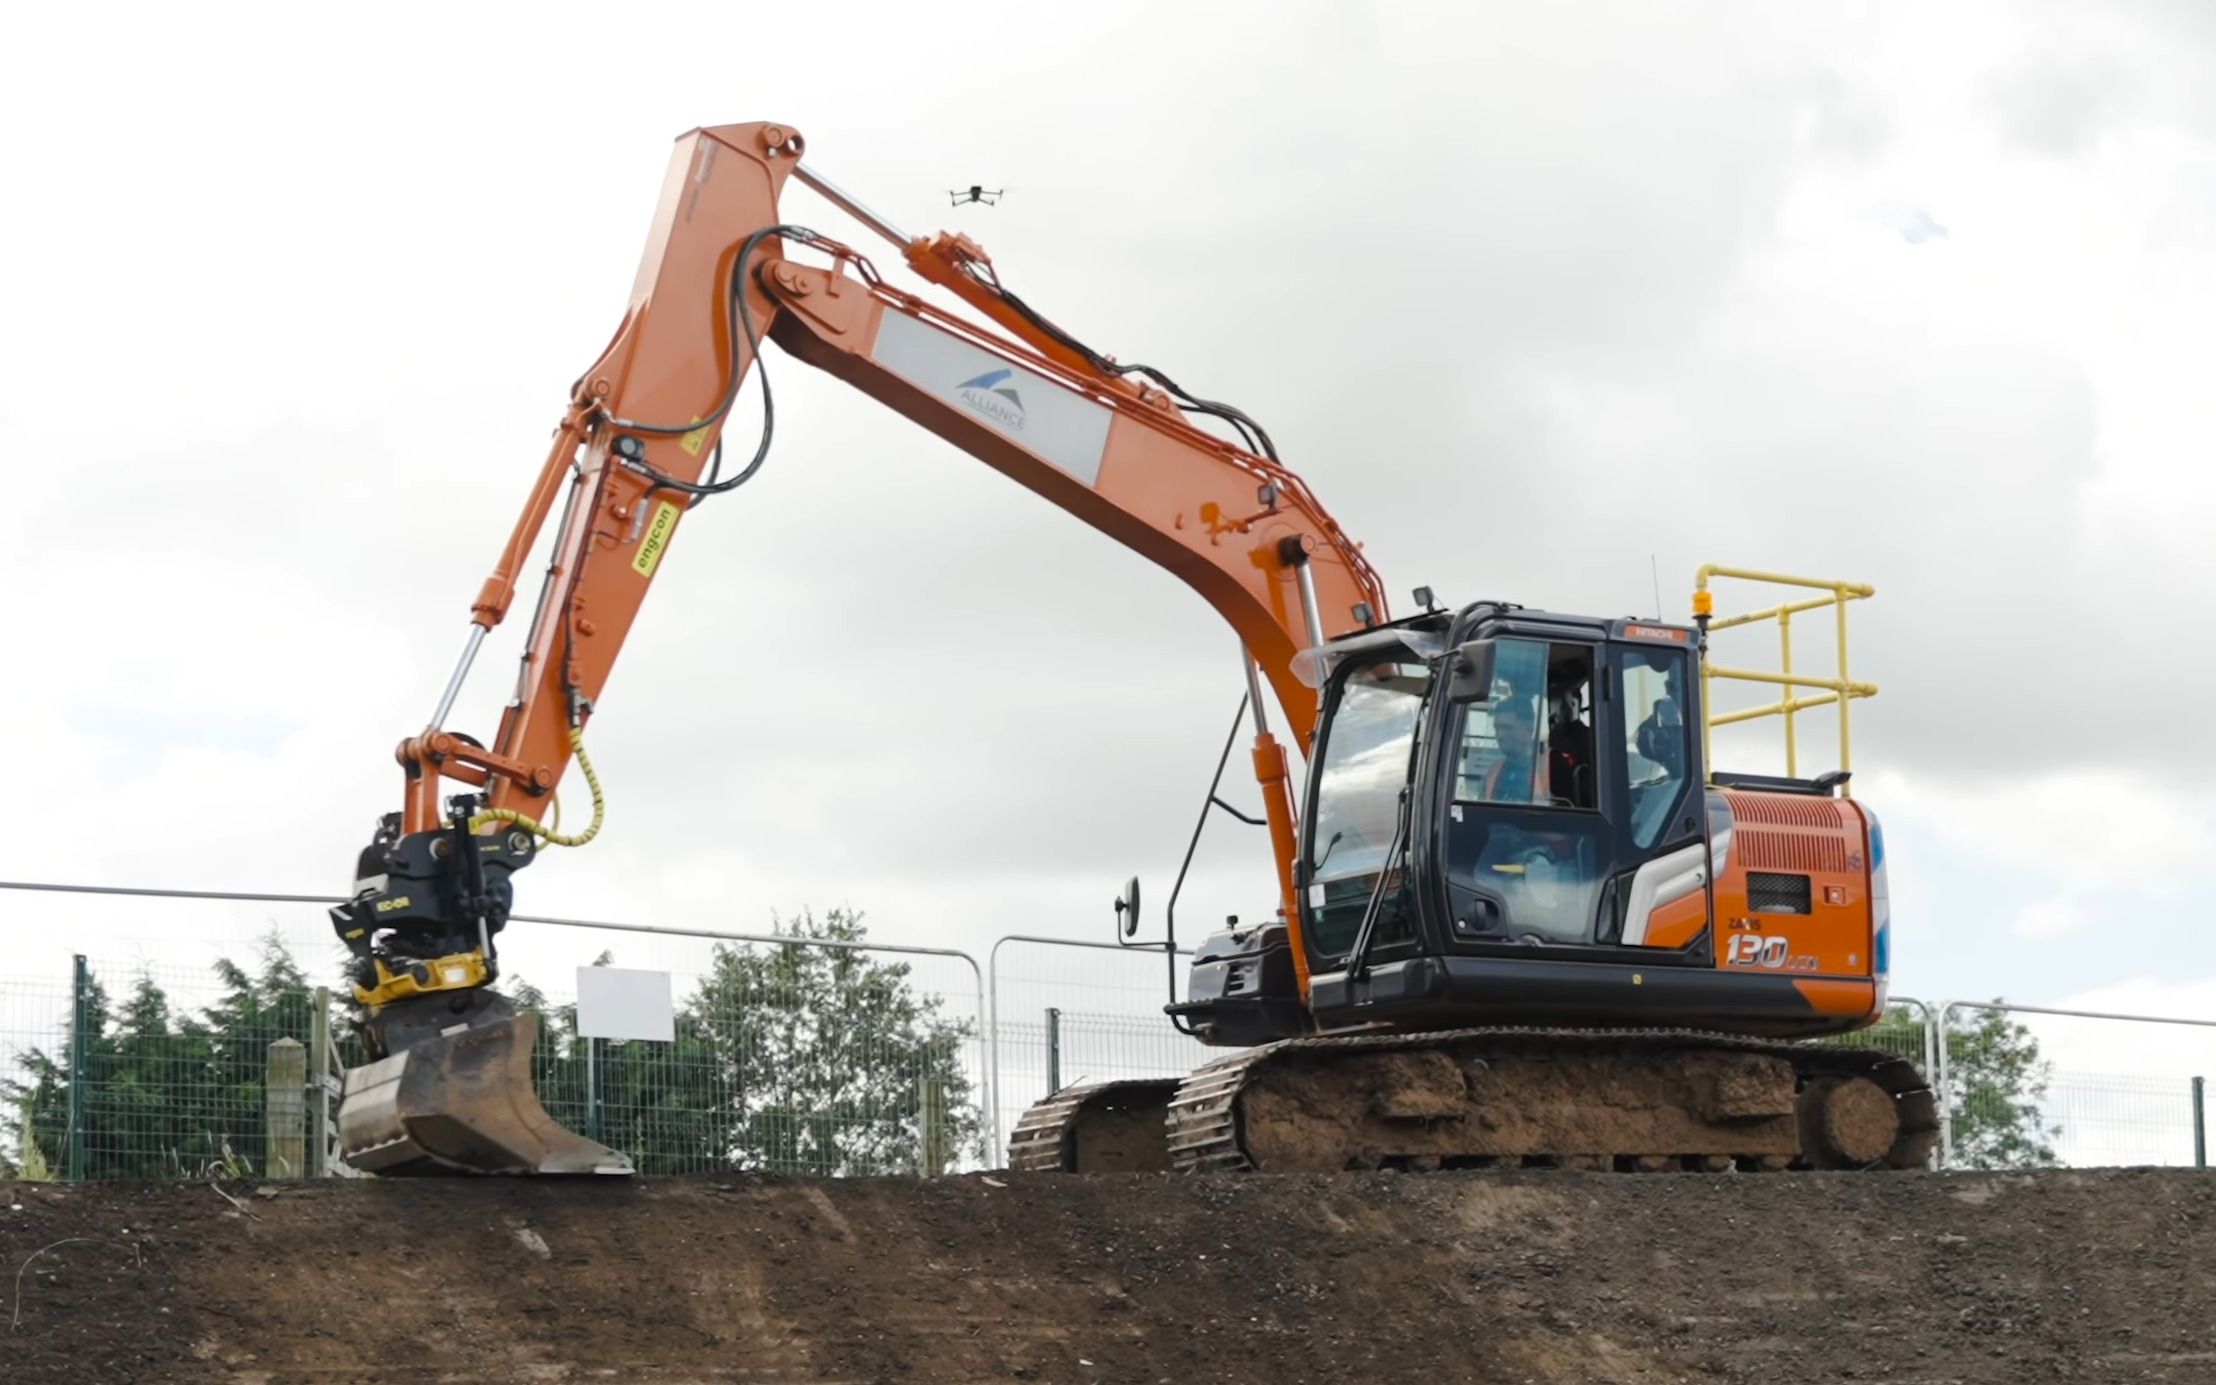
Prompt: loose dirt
<box><xmin>2</xmin><ymin>1167</ymin><xmax>2210</xmax><ymax>1384</ymax></box>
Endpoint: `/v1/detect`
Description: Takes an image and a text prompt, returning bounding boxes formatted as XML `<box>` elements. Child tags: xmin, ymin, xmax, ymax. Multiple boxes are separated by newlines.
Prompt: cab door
<box><xmin>1437</xmin><ymin>636</ymin><xmax>1620</xmax><ymax>947</ymax></box>
<box><xmin>1601</xmin><ymin>636</ymin><xmax>1714</xmax><ymax>952</ymax></box>
<box><xmin>1433</xmin><ymin>631</ymin><xmax>1714</xmax><ymax>956</ymax></box>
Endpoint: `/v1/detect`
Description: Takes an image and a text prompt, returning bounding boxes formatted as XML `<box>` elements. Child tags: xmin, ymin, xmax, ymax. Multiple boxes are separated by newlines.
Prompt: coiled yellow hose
<box><xmin>469</xmin><ymin>726</ymin><xmax>604</xmax><ymax>847</ymax></box>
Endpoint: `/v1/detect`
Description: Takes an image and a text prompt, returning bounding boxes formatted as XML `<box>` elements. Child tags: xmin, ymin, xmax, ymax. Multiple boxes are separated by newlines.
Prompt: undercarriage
<box><xmin>1009</xmin><ymin>1028</ymin><xmax>1938</xmax><ymax>1175</ymax></box>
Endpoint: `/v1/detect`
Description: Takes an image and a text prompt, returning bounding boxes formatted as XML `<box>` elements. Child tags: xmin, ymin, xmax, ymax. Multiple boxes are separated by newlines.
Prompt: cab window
<box><xmin>1621</xmin><ymin>646</ymin><xmax>1690</xmax><ymax>847</ymax></box>
<box><xmin>1443</xmin><ymin>638</ymin><xmax>1605</xmax><ymax>945</ymax></box>
<box><xmin>1457</xmin><ymin>640</ymin><xmax>1596</xmax><ymax>811</ymax></box>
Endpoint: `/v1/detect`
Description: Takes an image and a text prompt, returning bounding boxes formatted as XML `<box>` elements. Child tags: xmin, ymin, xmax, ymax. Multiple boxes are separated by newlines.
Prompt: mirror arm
<box><xmin>1209</xmin><ymin>796</ymin><xmax>1266</xmax><ymax>827</ymax></box>
<box><xmin>1121</xmin><ymin>689</ymin><xmax>1255</xmax><ymax>1032</ymax></box>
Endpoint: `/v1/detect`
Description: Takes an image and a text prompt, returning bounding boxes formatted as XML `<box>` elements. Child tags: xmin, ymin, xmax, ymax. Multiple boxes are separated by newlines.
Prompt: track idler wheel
<box><xmin>1797</xmin><ymin>1075</ymin><xmax>1901</xmax><ymax>1169</ymax></box>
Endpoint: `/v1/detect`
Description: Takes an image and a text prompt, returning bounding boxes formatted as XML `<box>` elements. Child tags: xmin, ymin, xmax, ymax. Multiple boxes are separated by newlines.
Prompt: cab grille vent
<box><xmin>1723</xmin><ymin>792</ymin><xmax>1842</xmax><ymax>829</ymax></box>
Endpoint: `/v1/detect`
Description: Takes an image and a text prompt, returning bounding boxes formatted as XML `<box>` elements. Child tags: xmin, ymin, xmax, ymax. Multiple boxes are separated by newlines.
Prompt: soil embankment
<box><xmin>2</xmin><ymin>1167</ymin><xmax>2210</xmax><ymax>1383</ymax></box>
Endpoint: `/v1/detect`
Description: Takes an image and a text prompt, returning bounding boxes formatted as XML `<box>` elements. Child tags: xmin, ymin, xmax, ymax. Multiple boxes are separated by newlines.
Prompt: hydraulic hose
<box><xmin>469</xmin><ymin>727</ymin><xmax>604</xmax><ymax>847</ymax></box>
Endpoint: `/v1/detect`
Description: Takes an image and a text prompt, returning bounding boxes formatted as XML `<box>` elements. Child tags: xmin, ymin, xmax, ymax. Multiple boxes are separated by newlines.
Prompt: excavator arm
<box><xmin>329</xmin><ymin>121</ymin><xmax>1387</xmax><ymax>1175</ymax></box>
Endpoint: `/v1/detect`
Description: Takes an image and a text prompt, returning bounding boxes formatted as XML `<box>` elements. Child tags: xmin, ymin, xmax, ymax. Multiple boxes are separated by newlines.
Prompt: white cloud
<box><xmin>2013</xmin><ymin>899</ymin><xmax>2085</xmax><ymax>939</ymax></box>
<box><xmin>1861</xmin><ymin>766</ymin><xmax>2216</xmax><ymax>906</ymax></box>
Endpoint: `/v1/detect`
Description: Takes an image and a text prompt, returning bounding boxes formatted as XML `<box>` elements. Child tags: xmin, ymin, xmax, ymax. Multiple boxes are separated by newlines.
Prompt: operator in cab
<box><xmin>1483</xmin><ymin>694</ymin><xmax>1549</xmax><ymax>804</ymax></box>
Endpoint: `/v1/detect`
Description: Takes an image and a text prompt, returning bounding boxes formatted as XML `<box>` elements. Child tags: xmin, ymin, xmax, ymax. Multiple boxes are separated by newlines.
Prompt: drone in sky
<box><xmin>949</xmin><ymin>185</ymin><xmax>1006</xmax><ymax>207</ymax></box>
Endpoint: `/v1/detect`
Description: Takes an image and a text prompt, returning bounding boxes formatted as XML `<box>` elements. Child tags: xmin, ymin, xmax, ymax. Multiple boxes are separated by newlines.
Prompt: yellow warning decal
<box><xmin>633</xmin><ymin>500</ymin><xmax>681</xmax><ymax>577</ymax></box>
<box><xmin>678</xmin><ymin>416</ymin><xmax>710</xmax><ymax>457</ymax></box>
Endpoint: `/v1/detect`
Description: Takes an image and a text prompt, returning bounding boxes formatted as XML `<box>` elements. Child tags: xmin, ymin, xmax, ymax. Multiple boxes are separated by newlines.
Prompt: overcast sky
<box><xmin>4</xmin><ymin>1</ymin><xmax>2213</xmax><ymax>1096</ymax></box>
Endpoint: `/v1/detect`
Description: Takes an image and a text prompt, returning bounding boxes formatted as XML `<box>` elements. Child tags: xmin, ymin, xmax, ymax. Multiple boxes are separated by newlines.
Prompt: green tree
<box><xmin>3</xmin><ymin>934</ymin><xmax>331</xmax><ymax>1180</ymax></box>
<box><xmin>520</xmin><ymin>908</ymin><xmax>981</xmax><ymax>1176</ymax></box>
<box><xmin>8</xmin><ymin>911</ymin><xmax>978</xmax><ymax>1181</ymax></box>
<box><xmin>1860</xmin><ymin>999</ymin><xmax>2060</xmax><ymax>1169</ymax></box>
<box><xmin>1937</xmin><ymin>1002</ymin><xmax>2060</xmax><ymax>1168</ymax></box>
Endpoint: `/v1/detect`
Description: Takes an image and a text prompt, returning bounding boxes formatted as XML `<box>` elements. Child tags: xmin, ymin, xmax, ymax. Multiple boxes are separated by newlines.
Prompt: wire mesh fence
<box><xmin>1936</xmin><ymin>1001</ymin><xmax>2215</xmax><ymax>1172</ymax></box>
<box><xmin>5</xmin><ymin>884</ymin><xmax>2210</xmax><ymax>1180</ymax></box>
<box><xmin>0</xmin><ymin>885</ymin><xmax>992</xmax><ymax>1181</ymax></box>
<box><xmin>1994</xmin><ymin>1072</ymin><xmax>2203</xmax><ymax>1170</ymax></box>
<box><xmin>0</xmin><ymin>959</ymin><xmax>330</xmax><ymax>1182</ymax></box>
<box><xmin>1</xmin><ymin>971</ymin><xmax>83</xmax><ymax>1181</ymax></box>
<box><xmin>519</xmin><ymin>934</ymin><xmax>988</xmax><ymax>1178</ymax></box>
<box><xmin>987</xmin><ymin>936</ymin><xmax>1206</xmax><ymax>1137</ymax></box>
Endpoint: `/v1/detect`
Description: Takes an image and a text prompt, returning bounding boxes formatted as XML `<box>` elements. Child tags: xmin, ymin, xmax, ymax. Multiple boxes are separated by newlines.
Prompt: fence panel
<box><xmin>1</xmin><ymin>955</ymin><xmax>328</xmax><ymax>1182</ymax></box>
<box><xmin>988</xmin><ymin>936</ymin><xmax>1208</xmax><ymax>1141</ymax></box>
<box><xmin>1822</xmin><ymin>996</ymin><xmax>1935</xmax><ymax>1063</ymax></box>
<box><xmin>1052</xmin><ymin>1010</ymin><xmax>1220</xmax><ymax>1090</ymax></box>
<box><xmin>0</xmin><ymin>970</ymin><xmax>74</xmax><ymax>1179</ymax></box>
<box><xmin>1936</xmin><ymin>1001</ymin><xmax>2215</xmax><ymax>1171</ymax></box>
<box><xmin>502</xmin><ymin>913</ymin><xmax>991</xmax><ymax>1178</ymax></box>
<box><xmin>15</xmin><ymin>883</ymin><xmax>2216</xmax><ymax>1179</ymax></box>
<box><xmin>0</xmin><ymin>883</ymin><xmax>990</xmax><ymax>1180</ymax></box>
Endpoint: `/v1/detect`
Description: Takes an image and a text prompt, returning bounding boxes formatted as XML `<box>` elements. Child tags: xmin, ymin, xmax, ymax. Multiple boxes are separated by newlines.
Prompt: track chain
<box><xmin>1006</xmin><ymin>1078</ymin><xmax>1181</xmax><ymax>1174</ymax></box>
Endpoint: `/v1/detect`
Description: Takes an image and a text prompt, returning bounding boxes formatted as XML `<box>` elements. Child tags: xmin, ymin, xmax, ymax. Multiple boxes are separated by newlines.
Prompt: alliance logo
<box><xmin>955</xmin><ymin>368</ymin><xmax>1027</xmax><ymax>431</ymax></box>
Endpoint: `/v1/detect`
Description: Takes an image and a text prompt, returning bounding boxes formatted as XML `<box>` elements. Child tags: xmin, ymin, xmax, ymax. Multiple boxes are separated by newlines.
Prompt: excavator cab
<box><xmin>1012</xmin><ymin>598</ymin><xmax>1930</xmax><ymax>1176</ymax></box>
<box><xmin>1176</xmin><ymin>601</ymin><xmax>1883</xmax><ymax>1048</ymax></box>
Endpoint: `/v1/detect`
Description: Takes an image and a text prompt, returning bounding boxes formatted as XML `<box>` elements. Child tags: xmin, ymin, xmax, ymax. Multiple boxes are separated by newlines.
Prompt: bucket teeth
<box><xmin>338</xmin><ymin>1009</ymin><xmax>632</xmax><ymax>1176</ymax></box>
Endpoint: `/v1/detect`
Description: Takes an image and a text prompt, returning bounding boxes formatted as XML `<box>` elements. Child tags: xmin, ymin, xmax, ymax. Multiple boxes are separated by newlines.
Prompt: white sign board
<box><xmin>575</xmin><ymin>966</ymin><xmax>675</xmax><ymax>1043</ymax></box>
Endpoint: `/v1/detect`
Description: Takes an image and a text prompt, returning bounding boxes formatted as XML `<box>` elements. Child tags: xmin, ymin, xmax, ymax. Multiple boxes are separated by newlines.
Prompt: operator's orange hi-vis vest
<box><xmin>1483</xmin><ymin>747</ymin><xmax>1549</xmax><ymax>803</ymax></box>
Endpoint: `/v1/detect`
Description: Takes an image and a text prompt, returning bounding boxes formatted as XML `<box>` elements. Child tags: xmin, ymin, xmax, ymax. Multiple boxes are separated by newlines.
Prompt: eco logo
<box><xmin>955</xmin><ymin>368</ymin><xmax>1027</xmax><ymax>431</ymax></box>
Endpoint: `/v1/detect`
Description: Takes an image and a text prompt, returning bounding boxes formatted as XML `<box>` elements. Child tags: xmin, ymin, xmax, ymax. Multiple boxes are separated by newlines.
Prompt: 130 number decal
<box><xmin>1726</xmin><ymin>934</ymin><xmax>1818</xmax><ymax>971</ymax></box>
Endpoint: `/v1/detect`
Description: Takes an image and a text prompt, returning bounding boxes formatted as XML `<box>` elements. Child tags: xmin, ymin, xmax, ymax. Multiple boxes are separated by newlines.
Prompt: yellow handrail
<box><xmin>1693</xmin><ymin>564</ymin><xmax>1876</xmax><ymax>794</ymax></box>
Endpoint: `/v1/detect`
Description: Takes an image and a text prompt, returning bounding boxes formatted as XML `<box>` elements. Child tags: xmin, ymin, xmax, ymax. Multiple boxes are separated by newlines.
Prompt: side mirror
<box><xmin>1115</xmin><ymin>875</ymin><xmax>1143</xmax><ymax>938</ymax></box>
<box><xmin>1449</xmin><ymin>639</ymin><xmax>1498</xmax><ymax>701</ymax></box>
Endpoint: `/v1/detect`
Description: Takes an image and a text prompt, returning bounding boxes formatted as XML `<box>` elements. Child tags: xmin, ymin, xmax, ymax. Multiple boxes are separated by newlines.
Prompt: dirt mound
<box><xmin>2</xmin><ymin>1168</ymin><xmax>2210</xmax><ymax>1384</ymax></box>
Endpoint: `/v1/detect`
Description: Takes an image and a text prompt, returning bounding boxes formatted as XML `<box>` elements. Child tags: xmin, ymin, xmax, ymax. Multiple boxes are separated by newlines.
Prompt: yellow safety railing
<box><xmin>1692</xmin><ymin>564</ymin><xmax>1877</xmax><ymax>795</ymax></box>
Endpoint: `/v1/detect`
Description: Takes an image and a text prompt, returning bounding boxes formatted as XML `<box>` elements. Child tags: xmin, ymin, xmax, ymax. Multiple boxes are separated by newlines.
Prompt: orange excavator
<box><xmin>330</xmin><ymin>121</ymin><xmax>1934</xmax><ymax>1178</ymax></box>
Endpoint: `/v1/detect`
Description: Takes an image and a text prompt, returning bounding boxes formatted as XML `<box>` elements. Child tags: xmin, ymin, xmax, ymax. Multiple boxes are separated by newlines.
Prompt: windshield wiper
<box><xmin>1311</xmin><ymin>830</ymin><xmax>1344</xmax><ymax>872</ymax></box>
<box><xmin>1343</xmin><ymin>655</ymin><xmax>1443</xmax><ymax>982</ymax></box>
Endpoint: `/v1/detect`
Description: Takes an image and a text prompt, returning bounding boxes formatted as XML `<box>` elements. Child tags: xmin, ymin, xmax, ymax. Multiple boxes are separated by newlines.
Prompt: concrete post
<box><xmin>2194</xmin><ymin>1076</ymin><xmax>2206</xmax><ymax>1169</ymax></box>
<box><xmin>585</xmin><ymin>1037</ymin><xmax>603</xmax><ymax>1144</ymax></box>
<box><xmin>919</xmin><ymin>1076</ymin><xmax>950</xmax><ymax>1177</ymax></box>
<box><xmin>309</xmin><ymin>988</ymin><xmax>332</xmax><ymax>1177</ymax></box>
<box><xmin>1045</xmin><ymin>1007</ymin><xmax>1063</xmax><ymax>1097</ymax></box>
<box><xmin>265</xmin><ymin>1037</ymin><xmax>306</xmax><ymax>1180</ymax></box>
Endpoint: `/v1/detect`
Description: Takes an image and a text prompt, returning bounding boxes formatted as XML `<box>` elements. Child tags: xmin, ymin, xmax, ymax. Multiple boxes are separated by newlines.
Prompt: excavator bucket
<box><xmin>338</xmin><ymin>1010</ymin><xmax>633</xmax><ymax>1176</ymax></box>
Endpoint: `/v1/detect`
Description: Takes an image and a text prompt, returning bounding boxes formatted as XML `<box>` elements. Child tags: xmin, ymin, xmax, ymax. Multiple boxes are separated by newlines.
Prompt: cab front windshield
<box><xmin>1305</xmin><ymin>659</ymin><xmax>1429</xmax><ymax>957</ymax></box>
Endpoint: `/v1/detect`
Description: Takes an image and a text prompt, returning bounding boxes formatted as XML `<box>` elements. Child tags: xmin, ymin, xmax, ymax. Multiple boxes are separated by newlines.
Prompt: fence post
<box><xmin>919</xmin><ymin>1076</ymin><xmax>949</xmax><ymax>1176</ymax></box>
<box><xmin>585</xmin><ymin>1037</ymin><xmax>603</xmax><ymax>1144</ymax></box>
<box><xmin>1045</xmin><ymin>1007</ymin><xmax>1062</xmax><ymax>1096</ymax></box>
<box><xmin>309</xmin><ymin>987</ymin><xmax>332</xmax><ymax>1177</ymax></box>
<box><xmin>265</xmin><ymin>1038</ymin><xmax>306</xmax><ymax>1179</ymax></box>
<box><xmin>1933</xmin><ymin>1002</ymin><xmax>1955</xmax><ymax>1170</ymax></box>
<box><xmin>66</xmin><ymin>954</ymin><xmax>90</xmax><ymax>1182</ymax></box>
<box><xmin>2194</xmin><ymin>1077</ymin><xmax>2206</xmax><ymax>1169</ymax></box>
